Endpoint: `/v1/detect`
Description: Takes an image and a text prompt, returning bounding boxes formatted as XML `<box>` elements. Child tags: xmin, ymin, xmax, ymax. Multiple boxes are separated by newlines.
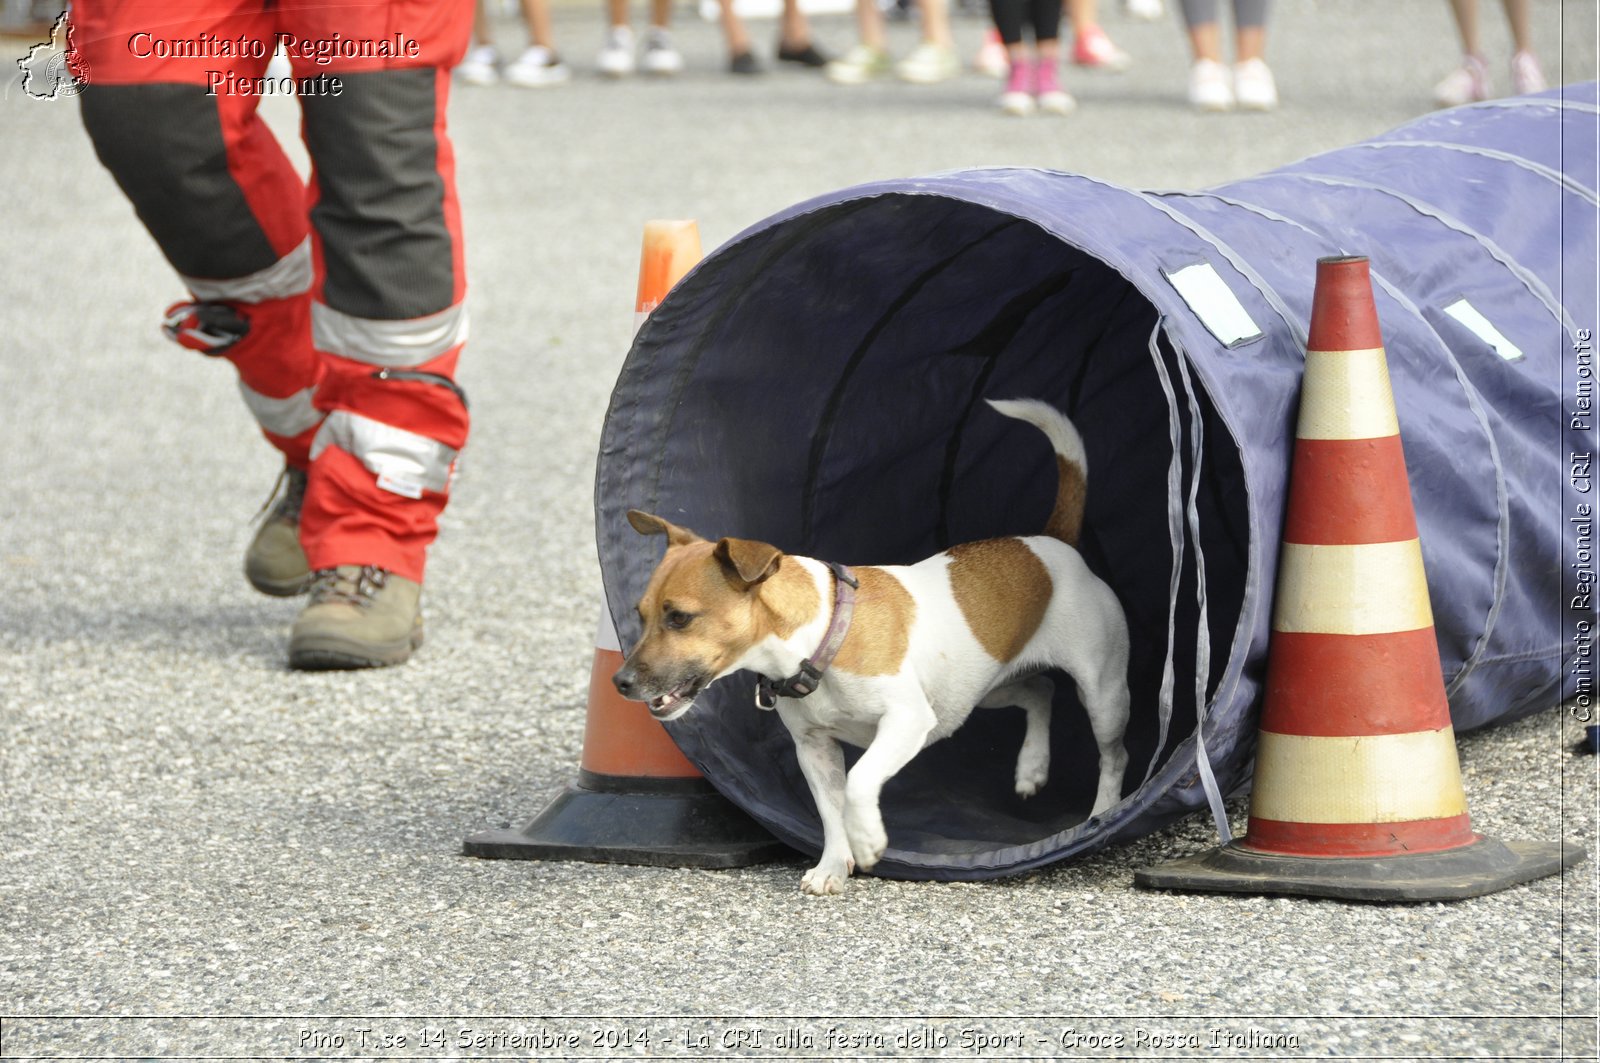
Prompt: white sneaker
<box><xmin>1188</xmin><ymin>57</ymin><xmax>1233</xmax><ymax>110</ymax></box>
<box><xmin>896</xmin><ymin>41</ymin><xmax>960</xmax><ymax>84</ymax></box>
<box><xmin>1511</xmin><ymin>50</ymin><xmax>1546</xmax><ymax>96</ymax></box>
<box><xmin>826</xmin><ymin>43</ymin><xmax>892</xmax><ymax>84</ymax></box>
<box><xmin>642</xmin><ymin>27</ymin><xmax>685</xmax><ymax>75</ymax></box>
<box><xmin>1000</xmin><ymin>89</ymin><xmax>1035</xmax><ymax>116</ymax></box>
<box><xmin>1124</xmin><ymin>0</ymin><xmax>1164</xmax><ymax>19</ymax></box>
<box><xmin>1037</xmin><ymin>88</ymin><xmax>1076</xmax><ymax>114</ymax></box>
<box><xmin>1233</xmin><ymin>58</ymin><xmax>1277</xmax><ymax>110</ymax></box>
<box><xmin>457</xmin><ymin>44</ymin><xmax>501</xmax><ymax>86</ymax></box>
<box><xmin>505</xmin><ymin>45</ymin><xmax>571</xmax><ymax>87</ymax></box>
<box><xmin>974</xmin><ymin>28</ymin><xmax>1009</xmax><ymax>78</ymax></box>
<box><xmin>1433</xmin><ymin>53</ymin><xmax>1490</xmax><ymax>107</ymax></box>
<box><xmin>597</xmin><ymin>25</ymin><xmax>636</xmax><ymax>77</ymax></box>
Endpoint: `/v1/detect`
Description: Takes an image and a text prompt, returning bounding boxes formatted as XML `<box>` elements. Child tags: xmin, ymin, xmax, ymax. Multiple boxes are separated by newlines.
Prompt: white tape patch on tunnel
<box><xmin>1162</xmin><ymin>262</ymin><xmax>1264</xmax><ymax>348</ymax></box>
<box><xmin>1443</xmin><ymin>298</ymin><xmax>1526</xmax><ymax>362</ymax></box>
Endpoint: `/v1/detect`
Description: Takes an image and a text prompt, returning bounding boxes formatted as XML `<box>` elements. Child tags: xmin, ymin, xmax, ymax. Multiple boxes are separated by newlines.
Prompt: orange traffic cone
<box><xmin>1137</xmin><ymin>256</ymin><xmax>1582</xmax><ymax>901</ymax></box>
<box><xmin>464</xmin><ymin>221</ymin><xmax>789</xmax><ymax>868</ymax></box>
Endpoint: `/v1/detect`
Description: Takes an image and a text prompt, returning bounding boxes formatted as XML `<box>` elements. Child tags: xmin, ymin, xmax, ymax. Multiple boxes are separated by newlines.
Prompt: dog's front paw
<box><xmin>845</xmin><ymin>808</ymin><xmax>888</xmax><ymax>872</ymax></box>
<box><xmin>801</xmin><ymin>857</ymin><xmax>853</xmax><ymax>896</ymax></box>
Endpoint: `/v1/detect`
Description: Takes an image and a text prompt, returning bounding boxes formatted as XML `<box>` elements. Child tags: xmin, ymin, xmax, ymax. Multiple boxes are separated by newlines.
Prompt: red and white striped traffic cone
<box><xmin>464</xmin><ymin>221</ymin><xmax>788</xmax><ymax>868</ymax></box>
<box><xmin>1137</xmin><ymin>255</ymin><xmax>1582</xmax><ymax>901</ymax></box>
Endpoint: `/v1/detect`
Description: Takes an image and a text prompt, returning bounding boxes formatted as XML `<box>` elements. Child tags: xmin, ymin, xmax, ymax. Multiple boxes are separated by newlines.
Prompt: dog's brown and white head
<box><xmin>612</xmin><ymin>510</ymin><xmax>801</xmax><ymax>721</ymax></box>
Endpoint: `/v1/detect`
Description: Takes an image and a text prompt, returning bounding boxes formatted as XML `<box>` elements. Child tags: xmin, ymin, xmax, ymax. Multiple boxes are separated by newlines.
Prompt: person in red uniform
<box><xmin>71</xmin><ymin>0</ymin><xmax>474</xmax><ymax>669</ymax></box>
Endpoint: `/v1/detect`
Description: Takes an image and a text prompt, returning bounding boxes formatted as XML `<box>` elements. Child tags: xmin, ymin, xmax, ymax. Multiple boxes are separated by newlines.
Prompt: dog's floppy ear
<box><xmin>713</xmin><ymin>537</ymin><xmax>783</xmax><ymax>591</ymax></box>
<box><xmin>627</xmin><ymin>509</ymin><xmax>704</xmax><ymax>547</ymax></box>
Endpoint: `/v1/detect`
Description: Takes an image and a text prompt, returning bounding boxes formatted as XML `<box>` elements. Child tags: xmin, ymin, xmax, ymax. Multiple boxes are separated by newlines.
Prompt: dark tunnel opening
<box><xmin>598</xmin><ymin>194</ymin><xmax>1251</xmax><ymax>877</ymax></box>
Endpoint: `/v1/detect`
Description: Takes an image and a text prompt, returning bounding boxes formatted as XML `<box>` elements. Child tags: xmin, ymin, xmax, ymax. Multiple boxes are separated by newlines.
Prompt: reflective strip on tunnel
<box><xmin>1250</xmin><ymin>729</ymin><xmax>1469</xmax><ymax>824</ymax></box>
<box><xmin>1443</xmin><ymin>298</ymin><xmax>1526</xmax><ymax>362</ymax></box>
<box><xmin>1161</xmin><ymin>262</ymin><xmax>1264</xmax><ymax>347</ymax></box>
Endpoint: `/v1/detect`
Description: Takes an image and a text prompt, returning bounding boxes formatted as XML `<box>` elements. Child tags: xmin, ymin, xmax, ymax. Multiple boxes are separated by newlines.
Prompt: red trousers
<box><xmin>74</xmin><ymin>0</ymin><xmax>473</xmax><ymax>583</ymax></box>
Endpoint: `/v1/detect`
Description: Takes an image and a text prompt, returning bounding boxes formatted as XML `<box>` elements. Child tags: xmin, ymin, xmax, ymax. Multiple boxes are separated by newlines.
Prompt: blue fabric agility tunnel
<box><xmin>594</xmin><ymin>85</ymin><xmax>1598</xmax><ymax>881</ymax></box>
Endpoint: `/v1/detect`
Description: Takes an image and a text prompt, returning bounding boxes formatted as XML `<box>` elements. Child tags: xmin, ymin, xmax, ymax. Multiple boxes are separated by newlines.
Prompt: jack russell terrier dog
<box><xmin>612</xmin><ymin>399</ymin><xmax>1131</xmax><ymax>895</ymax></box>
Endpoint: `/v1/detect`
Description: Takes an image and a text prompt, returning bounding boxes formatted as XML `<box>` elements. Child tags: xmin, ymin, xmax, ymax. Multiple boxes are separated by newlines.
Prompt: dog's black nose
<box><xmin>612</xmin><ymin>667</ymin><xmax>636</xmax><ymax>698</ymax></box>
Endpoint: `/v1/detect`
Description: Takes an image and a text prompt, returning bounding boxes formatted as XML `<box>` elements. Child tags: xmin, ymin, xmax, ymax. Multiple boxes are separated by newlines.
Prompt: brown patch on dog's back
<box><xmin>834</xmin><ymin>567</ymin><xmax>915</xmax><ymax>676</ymax></box>
<box><xmin>947</xmin><ymin>539</ymin><xmax>1052</xmax><ymax>662</ymax></box>
<box><xmin>1045</xmin><ymin>454</ymin><xmax>1087</xmax><ymax>547</ymax></box>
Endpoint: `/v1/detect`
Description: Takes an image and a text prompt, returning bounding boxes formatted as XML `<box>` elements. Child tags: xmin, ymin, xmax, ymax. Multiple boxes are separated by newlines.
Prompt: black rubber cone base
<box><xmin>463</xmin><ymin>772</ymin><xmax>794</xmax><ymax>869</ymax></box>
<box><xmin>1135</xmin><ymin>836</ymin><xmax>1584</xmax><ymax>903</ymax></box>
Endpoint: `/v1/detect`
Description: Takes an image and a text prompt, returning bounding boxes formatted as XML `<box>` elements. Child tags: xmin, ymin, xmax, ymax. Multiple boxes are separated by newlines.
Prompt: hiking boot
<box><xmin>245</xmin><ymin>466</ymin><xmax>312</xmax><ymax>597</ymax></box>
<box><xmin>288</xmin><ymin>565</ymin><xmax>424</xmax><ymax>670</ymax></box>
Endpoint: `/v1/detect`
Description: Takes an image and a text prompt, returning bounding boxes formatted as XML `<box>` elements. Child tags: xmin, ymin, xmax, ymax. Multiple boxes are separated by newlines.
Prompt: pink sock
<box><xmin>1005</xmin><ymin>55</ymin><xmax>1035</xmax><ymax>95</ymax></box>
<box><xmin>1036</xmin><ymin>57</ymin><xmax>1062</xmax><ymax>96</ymax></box>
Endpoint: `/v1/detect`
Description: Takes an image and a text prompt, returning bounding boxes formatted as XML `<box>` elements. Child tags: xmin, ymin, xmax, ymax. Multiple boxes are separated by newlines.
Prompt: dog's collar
<box><xmin>755</xmin><ymin>561</ymin><xmax>858</xmax><ymax>710</ymax></box>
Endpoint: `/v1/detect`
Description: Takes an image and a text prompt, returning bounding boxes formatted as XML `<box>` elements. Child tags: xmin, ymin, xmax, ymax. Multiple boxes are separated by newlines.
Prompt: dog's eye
<box><xmin>663</xmin><ymin>609</ymin><xmax>693</xmax><ymax>631</ymax></box>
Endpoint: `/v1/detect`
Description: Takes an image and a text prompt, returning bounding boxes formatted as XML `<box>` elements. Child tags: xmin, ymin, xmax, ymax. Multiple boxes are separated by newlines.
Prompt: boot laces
<box><xmin>307</xmin><ymin>566</ymin><xmax>389</xmax><ymax>608</ymax></box>
<box><xmin>254</xmin><ymin>466</ymin><xmax>308</xmax><ymax>524</ymax></box>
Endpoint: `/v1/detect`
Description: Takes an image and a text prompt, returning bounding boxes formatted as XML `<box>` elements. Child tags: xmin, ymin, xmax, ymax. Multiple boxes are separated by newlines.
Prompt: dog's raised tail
<box><xmin>987</xmin><ymin>398</ymin><xmax>1088</xmax><ymax>548</ymax></box>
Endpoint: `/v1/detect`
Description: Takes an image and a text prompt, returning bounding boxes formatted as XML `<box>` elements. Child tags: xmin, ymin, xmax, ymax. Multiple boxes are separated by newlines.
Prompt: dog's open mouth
<box><xmin>647</xmin><ymin>680</ymin><xmax>703</xmax><ymax>719</ymax></box>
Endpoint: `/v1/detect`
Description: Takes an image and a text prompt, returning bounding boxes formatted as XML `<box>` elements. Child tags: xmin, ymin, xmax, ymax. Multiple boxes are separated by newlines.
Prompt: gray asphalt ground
<box><xmin>3</xmin><ymin>1</ymin><xmax>1598</xmax><ymax>1059</ymax></box>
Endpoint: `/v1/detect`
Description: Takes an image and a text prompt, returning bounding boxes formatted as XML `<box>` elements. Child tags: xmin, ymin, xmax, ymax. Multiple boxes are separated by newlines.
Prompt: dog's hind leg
<box><xmin>979</xmin><ymin>675</ymin><xmax>1054</xmax><ymax>798</ymax></box>
<box><xmin>1076</xmin><ymin>672</ymin><xmax>1130</xmax><ymax>817</ymax></box>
